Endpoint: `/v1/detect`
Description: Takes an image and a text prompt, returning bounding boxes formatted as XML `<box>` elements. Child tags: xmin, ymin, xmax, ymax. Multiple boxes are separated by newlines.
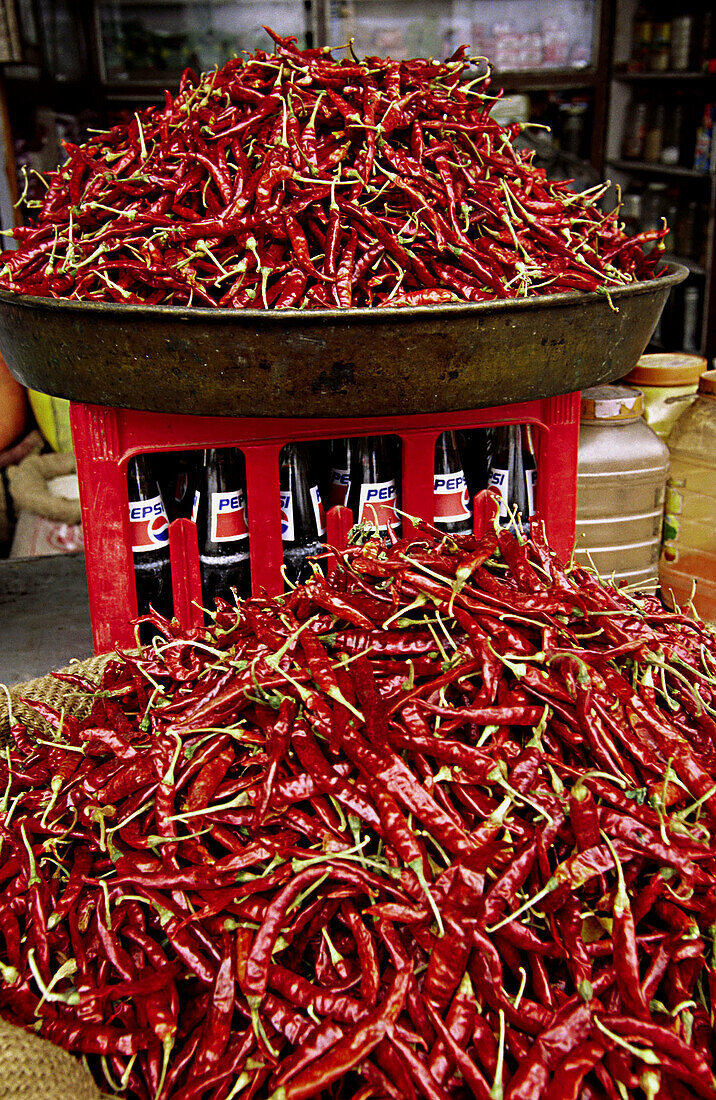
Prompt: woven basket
<box><xmin>0</xmin><ymin>1017</ymin><xmax>104</xmax><ymax>1099</ymax></box>
<box><xmin>0</xmin><ymin>652</ymin><xmax>118</xmax><ymax>743</ymax></box>
<box><xmin>0</xmin><ymin>655</ymin><xmax>124</xmax><ymax>1095</ymax></box>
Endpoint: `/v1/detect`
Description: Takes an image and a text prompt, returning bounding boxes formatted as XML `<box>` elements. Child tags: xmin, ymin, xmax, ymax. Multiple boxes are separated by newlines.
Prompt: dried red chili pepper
<box><xmin>3</xmin><ymin>526</ymin><xmax>716</xmax><ymax>1099</ymax></box>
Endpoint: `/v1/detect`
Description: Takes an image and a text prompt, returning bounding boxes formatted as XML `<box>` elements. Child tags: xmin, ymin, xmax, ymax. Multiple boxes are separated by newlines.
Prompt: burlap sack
<box><xmin>0</xmin><ymin>431</ymin><xmax>44</xmax><ymax>473</ymax></box>
<box><xmin>7</xmin><ymin>452</ymin><xmax>81</xmax><ymax>525</ymax></box>
<box><xmin>0</xmin><ymin>472</ymin><xmax>10</xmax><ymax>548</ymax></box>
<box><xmin>0</xmin><ymin>431</ymin><xmax>44</xmax><ymax>547</ymax></box>
<box><xmin>0</xmin><ymin>1017</ymin><xmax>103</xmax><ymax>1099</ymax></box>
<box><xmin>0</xmin><ymin>653</ymin><xmax>115</xmax><ymax>743</ymax></box>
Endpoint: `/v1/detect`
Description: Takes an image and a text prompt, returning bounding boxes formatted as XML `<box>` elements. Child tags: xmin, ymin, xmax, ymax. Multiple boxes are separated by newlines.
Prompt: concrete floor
<box><xmin>0</xmin><ymin>553</ymin><xmax>93</xmax><ymax>686</ymax></box>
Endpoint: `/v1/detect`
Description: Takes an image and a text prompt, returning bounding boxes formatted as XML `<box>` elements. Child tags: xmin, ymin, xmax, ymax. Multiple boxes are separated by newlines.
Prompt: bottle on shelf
<box><xmin>280</xmin><ymin>442</ymin><xmax>326</xmax><ymax>584</ymax></box>
<box><xmin>661</xmin><ymin>192</ymin><xmax>680</xmax><ymax>253</ymax></box>
<box><xmin>660</xmin><ymin>95</ymin><xmax>683</xmax><ymax>166</ymax></box>
<box><xmin>642</xmin><ymin>181</ymin><xmax>668</xmax><ymax>243</ymax></box>
<box><xmin>559</xmin><ymin>100</ymin><xmax>589</xmax><ymax>159</ymax></box>
<box><xmin>195</xmin><ymin>447</ymin><xmax>250</xmax><ymax>608</ymax></box>
<box><xmin>127</xmin><ymin>453</ymin><xmax>173</xmax><ymax>622</ymax></box>
<box><xmin>643</xmin><ymin>100</ymin><xmax>665</xmax><ymax>164</ymax></box>
<box><xmin>696</xmin><ymin>9</ymin><xmax>714</xmax><ymax>72</ymax></box>
<box><xmin>670</xmin><ymin>11</ymin><xmax>694</xmax><ymax>71</ymax></box>
<box><xmin>487</xmin><ymin>424</ymin><xmax>537</xmax><ymax>532</ymax></box>
<box><xmin>345</xmin><ymin>436</ymin><xmax>400</xmax><ymax>534</ymax></box>
<box><xmin>620</xmin><ymin>190</ymin><xmax>643</xmax><ymax>237</ymax></box>
<box><xmin>433</xmin><ymin>431</ymin><xmax>472</xmax><ymax>534</ymax></box>
<box><xmin>621</xmin><ymin>95</ymin><xmax>648</xmax><ymax>160</ymax></box>
<box><xmin>693</xmin><ymin>104</ymin><xmax>715</xmax><ymax>172</ymax></box>
<box><xmin>682</xmin><ymin>284</ymin><xmax>702</xmax><ymax>353</ymax></box>
<box><xmin>630</xmin><ymin>2</ymin><xmax>652</xmax><ymax>72</ymax></box>
<box><xmin>649</xmin><ymin>4</ymin><xmax>672</xmax><ymax>72</ymax></box>
<box><xmin>674</xmin><ymin>199</ymin><xmax>698</xmax><ymax>260</ymax></box>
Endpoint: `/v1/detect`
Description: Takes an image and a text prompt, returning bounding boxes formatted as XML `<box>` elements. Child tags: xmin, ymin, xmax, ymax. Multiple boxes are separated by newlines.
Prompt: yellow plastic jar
<box><xmin>622</xmin><ymin>353</ymin><xmax>706</xmax><ymax>440</ymax></box>
<box><xmin>660</xmin><ymin>369</ymin><xmax>716</xmax><ymax>623</ymax></box>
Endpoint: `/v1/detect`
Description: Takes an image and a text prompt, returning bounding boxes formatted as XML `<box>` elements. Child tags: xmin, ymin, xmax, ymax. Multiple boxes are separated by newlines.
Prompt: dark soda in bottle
<box><xmin>167</xmin><ymin>450</ymin><xmax>199</xmax><ymax>522</ymax></box>
<box><xmin>487</xmin><ymin>424</ymin><xmax>537</xmax><ymax>532</ymax></box>
<box><xmin>459</xmin><ymin>428</ymin><xmax>490</xmax><ymax>497</ymax></box>
<box><xmin>127</xmin><ymin>453</ymin><xmax>173</xmax><ymax>624</ymax></box>
<box><xmin>280</xmin><ymin>442</ymin><xmax>326</xmax><ymax>584</ymax></box>
<box><xmin>327</xmin><ymin>438</ymin><xmax>353</xmax><ymax>509</ymax></box>
<box><xmin>195</xmin><ymin>448</ymin><xmax>250</xmax><ymax>607</ymax></box>
<box><xmin>346</xmin><ymin>436</ymin><xmax>400</xmax><ymax>534</ymax></box>
<box><xmin>434</xmin><ymin>430</ymin><xmax>472</xmax><ymax>534</ymax></box>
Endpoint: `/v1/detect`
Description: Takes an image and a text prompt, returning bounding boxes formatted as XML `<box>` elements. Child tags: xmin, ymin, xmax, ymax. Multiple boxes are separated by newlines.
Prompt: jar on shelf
<box><xmin>622</xmin><ymin>352</ymin><xmax>706</xmax><ymax>439</ymax></box>
<box><xmin>574</xmin><ymin>385</ymin><xmax>670</xmax><ymax>592</ymax></box>
<box><xmin>559</xmin><ymin>101</ymin><xmax>589</xmax><ymax>158</ymax></box>
<box><xmin>660</xmin><ymin>370</ymin><xmax>716</xmax><ymax>623</ymax></box>
<box><xmin>674</xmin><ymin>199</ymin><xmax>698</xmax><ymax>259</ymax></box>
<box><xmin>649</xmin><ymin>8</ymin><xmax>672</xmax><ymax>71</ymax></box>
<box><xmin>660</xmin><ymin>94</ymin><xmax>683</xmax><ymax>165</ymax></box>
<box><xmin>670</xmin><ymin>13</ymin><xmax>694</xmax><ymax>71</ymax></box>
<box><xmin>642</xmin><ymin>181</ymin><xmax>668</xmax><ymax>236</ymax></box>
<box><xmin>643</xmin><ymin>101</ymin><xmax>665</xmax><ymax>163</ymax></box>
<box><xmin>621</xmin><ymin>95</ymin><xmax>648</xmax><ymax>160</ymax></box>
<box><xmin>696</xmin><ymin>10</ymin><xmax>715</xmax><ymax>71</ymax></box>
<box><xmin>620</xmin><ymin>190</ymin><xmax>643</xmax><ymax>236</ymax></box>
<box><xmin>682</xmin><ymin>284</ymin><xmax>702</xmax><ymax>353</ymax></box>
<box><xmin>693</xmin><ymin>104</ymin><xmax>715</xmax><ymax>172</ymax></box>
<box><xmin>659</xmin><ymin>192</ymin><xmax>679</xmax><ymax>253</ymax></box>
<box><xmin>630</xmin><ymin>3</ymin><xmax>652</xmax><ymax>71</ymax></box>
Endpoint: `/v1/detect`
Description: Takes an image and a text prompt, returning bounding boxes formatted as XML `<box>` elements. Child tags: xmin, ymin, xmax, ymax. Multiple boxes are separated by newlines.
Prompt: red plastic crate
<box><xmin>69</xmin><ymin>392</ymin><xmax>580</xmax><ymax>653</ymax></box>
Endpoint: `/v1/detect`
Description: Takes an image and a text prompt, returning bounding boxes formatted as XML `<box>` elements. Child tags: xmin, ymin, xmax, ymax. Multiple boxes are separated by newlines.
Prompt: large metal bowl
<box><xmin>0</xmin><ymin>264</ymin><xmax>687</xmax><ymax>418</ymax></box>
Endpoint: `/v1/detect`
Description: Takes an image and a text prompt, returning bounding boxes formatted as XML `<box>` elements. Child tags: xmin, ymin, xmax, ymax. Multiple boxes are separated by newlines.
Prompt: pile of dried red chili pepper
<box><xmin>0</xmin><ymin>31</ymin><xmax>665</xmax><ymax>308</ymax></box>
<box><xmin>1</xmin><ymin>517</ymin><xmax>716</xmax><ymax>1098</ymax></box>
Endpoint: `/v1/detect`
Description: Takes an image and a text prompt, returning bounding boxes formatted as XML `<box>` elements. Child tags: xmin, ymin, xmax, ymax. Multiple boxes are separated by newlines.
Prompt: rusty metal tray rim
<box><xmin>0</xmin><ymin>263</ymin><xmax>687</xmax><ymax>326</ymax></box>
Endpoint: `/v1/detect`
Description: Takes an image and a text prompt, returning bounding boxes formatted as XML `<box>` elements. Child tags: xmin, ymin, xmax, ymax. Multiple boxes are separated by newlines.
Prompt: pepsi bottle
<box><xmin>127</xmin><ymin>454</ymin><xmax>173</xmax><ymax>622</ymax></box>
<box><xmin>346</xmin><ymin>436</ymin><xmax>400</xmax><ymax>535</ymax></box>
<box><xmin>434</xmin><ymin>431</ymin><xmax>472</xmax><ymax>534</ymax></box>
<box><xmin>459</xmin><ymin>428</ymin><xmax>490</xmax><ymax>497</ymax></box>
<box><xmin>195</xmin><ymin>448</ymin><xmax>250</xmax><ymax>608</ymax></box>
<box><xmin>487</xmin><ymin>424</ymin><xmax>537</xmax><ymax>532</ymax></box>
<box><xmin>280</xmin><ymin>443</ymin><xmax>326</xmax><ymax>584</ymax></box>
<box><xmin>327</xmin><ymin>438</ymin><xmax>353</xmax><ymax>510</ymax></box>
<box><xmin>167</xmin><ymin>451</ymin><xmax>199</xmax><ymax>523</ymax></box>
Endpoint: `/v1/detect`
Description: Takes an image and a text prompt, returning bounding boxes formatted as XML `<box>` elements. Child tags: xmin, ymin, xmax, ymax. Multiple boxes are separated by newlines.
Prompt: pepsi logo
<box><xmin>148</xmin><ymin>512</ymin><xmax>169</xmax><ymax>544</ymax></box>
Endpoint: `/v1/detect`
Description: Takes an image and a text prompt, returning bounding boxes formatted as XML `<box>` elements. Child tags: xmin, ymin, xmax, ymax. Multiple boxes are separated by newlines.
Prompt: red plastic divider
<box><xmin>168</xmin><ymin>518</ymin><xmax>204</xmax><ymax>632</ymax></box>
<box><xmin>325</xmin><ymin>505</ymin><xmax>354</xmax><ymax>580</ymax></box>
<box><xmin>69</xmin><ymin>393</ymin><xmax>580</xmax><ymax>653</ymax></box>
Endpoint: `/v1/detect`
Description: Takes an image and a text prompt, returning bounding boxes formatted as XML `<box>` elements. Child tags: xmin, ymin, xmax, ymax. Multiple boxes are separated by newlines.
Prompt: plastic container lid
<box><xmin>624</xmin><ymin>352</ymin><xmax>707</xmax><ymax>387</ymax></box>
<box><xmin>698</xmin><ymin>369</ymin><xmax>716</xmax><ymax>397</ymax></box>
<box><xmin>580</xmin><ymin>384</ymin><xmax>644</xmax><ymax>422</ymax></box>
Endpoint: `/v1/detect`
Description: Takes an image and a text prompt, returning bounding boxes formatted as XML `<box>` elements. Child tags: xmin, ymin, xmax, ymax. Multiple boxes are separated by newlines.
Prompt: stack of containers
<box><xmin>622</xmin><ymin>353</ymin><xmax>706</xmax><ymax>440</ymax></box>
<box><xmin>660</xmin><ymin>369</ymin><xmax>716</xmax><ymax>622</ymax></box>
<box><xmin>574</xmin><ymin>384</ymin><xmax>669</xmax><ymax>591</ymax></box>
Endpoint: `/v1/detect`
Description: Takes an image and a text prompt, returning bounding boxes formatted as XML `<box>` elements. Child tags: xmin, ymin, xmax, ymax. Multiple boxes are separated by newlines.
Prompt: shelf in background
<box><xmin>662</xmin><ymin>253</ymin><xmax>706</xmax><ymax>277</ymax></box>
<box><xmin>98</xmin><ymin>0</ymin><xmax>297</xmax><ymax>5</ymax></box>
<box><xmin>608</xmin><ymin>158</ymin><xmax>712</xmax><ymax>182</ymax></box>
<box><xmin>492</xmin><ymin>67</ymin><xmax>597</xmax><ymax>92</ymax></box>
<box><xmin>99</xmin><ymin>63</ymin><xmax>602</xmax><ymax>102</ymax></box>
<box><xmin>612</xmin><ymin>67</ymin><xmax>716</xmax><ymax>83</ymax></box>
